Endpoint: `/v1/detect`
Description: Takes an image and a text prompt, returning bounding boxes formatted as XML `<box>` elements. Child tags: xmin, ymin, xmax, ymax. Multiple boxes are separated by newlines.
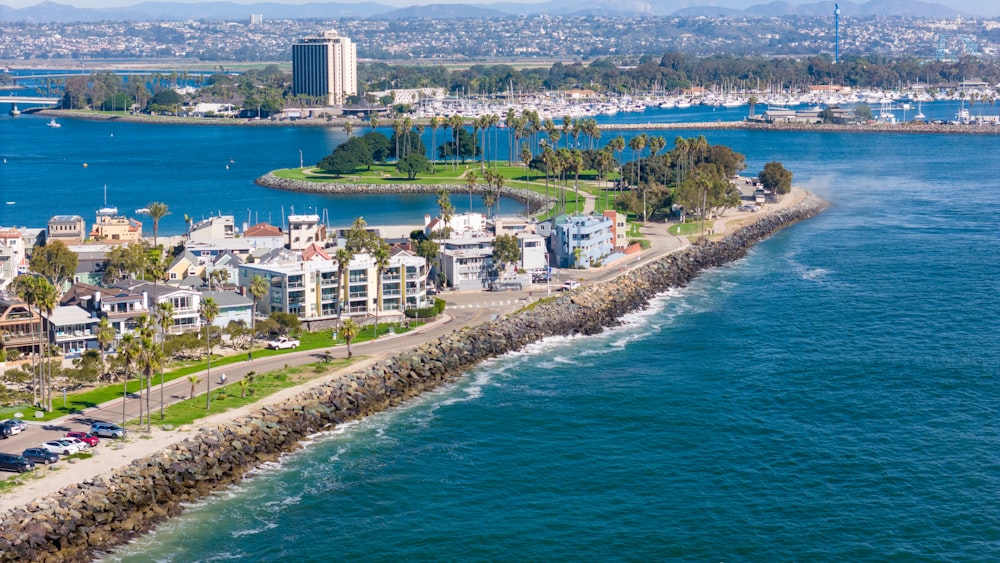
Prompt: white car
<box><xmin>266</xmin><ymin>337</ymin><xmax>300</xmax><ymax>350</ymax></box>
<box><xmin>561</xmin><ymin>280</ymin><xmax>581</xmax><ymax>291</ymax></box>
<box><xmin>61</xmin><ymin>437</ymin><xmax>90</xmax><ymax>451</ymax></box>
<box><xmin>41</xmin><ymin>440</ymin><xmax>83</xmax><ymax>456</ymax></box>
<box><xmin>0</xmin><ymin>419</ymin><xmax>25</xmax><ymax>435</ymax></box>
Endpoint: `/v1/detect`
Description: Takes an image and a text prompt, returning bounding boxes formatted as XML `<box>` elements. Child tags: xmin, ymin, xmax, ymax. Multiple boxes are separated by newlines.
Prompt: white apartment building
<box><xmin>292</xmin><ymin>30</ymin><xmax>357</xmax><ymax>106</ymax></box>
<box><xmin>237</xmin><ymin>249</ymin><xmax>428</xmax><ymax>320</ymax></box>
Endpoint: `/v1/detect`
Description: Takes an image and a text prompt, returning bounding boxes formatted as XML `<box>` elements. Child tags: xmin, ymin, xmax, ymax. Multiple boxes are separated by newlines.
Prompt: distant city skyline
<box><xmin>1</xmin><ymin>0</ymin><xmax>998</xmax><ymax>17</ymax></box>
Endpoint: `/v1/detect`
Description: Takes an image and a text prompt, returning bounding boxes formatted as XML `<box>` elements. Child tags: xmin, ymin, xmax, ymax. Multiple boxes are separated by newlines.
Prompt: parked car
<box><xmin>61</xmin><ymin>437</ymin><xmax>90</xmax><ymax>451</ymax></box>
<box><xmin>561</xmin><ymin>280</ymin><xmax>581</xmax><ymax>291</ymax></box>
<box><xmin>266</xmin><ymin>337</ymin><xmax>300</xmax><ymax>350</ymax></box>
<box><xmin>22</xmin><ymin>447</ymin><xmax>59</xmax><ymax>465</ymax></box>
<box><xmin>65</xmin><ymin>432</ymin><xmax>100</xmax><ymax>447</ymax></box>
<box><xmin>41</xmin><ymin>440</ymin><xmax>82</xmax><ymax>456</ymax></box>
<box><xmin>0</xmin><ymin>453</ymin><xmax>35</xmax><ymax>473</ymax></box>
<box><xmin>90</xmin><ymin>422</ymin><xmax>126</xmax><ymax>439</ymax></box>
<box><xmin>1</xmin><ymin>419</ymin><xmax>27</xmax><ymax>434</ymax></box>
<box><xmin>0</xmin><ymin>425</ymin><xmax>10</xmax><ymax>440</ymax></box>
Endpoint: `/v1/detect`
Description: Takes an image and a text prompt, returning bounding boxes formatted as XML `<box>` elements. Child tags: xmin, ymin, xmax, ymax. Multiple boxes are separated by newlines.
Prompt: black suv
<box><xmin>0</xmin><ymin>453</ymin><xmax>35</xmax><ymax>473</ymax></box>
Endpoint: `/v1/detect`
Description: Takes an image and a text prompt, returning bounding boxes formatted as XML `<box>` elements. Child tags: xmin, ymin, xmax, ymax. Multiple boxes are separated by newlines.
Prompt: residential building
<box><xmin>243</xmin><ymin>222</ymin><xmax>285</xmax><ymax>249</ymax></box>
<box><xmin>288</xmin><ymin>214</ymin><xmax>325</xmax><ymax>252</ymax></box>
<box><xmin>188</xmin><ymin>215</ymin><xmax>235</xmax><ymax>242</ymax></box>
<box><xmin>550</xmin><ymin>214</ymin><xmax>614</xmax><ymax>269</ymax></box>
<box><xmin>237</xmin><ymin>249</ymin><xmax>427</xmax><ymax>320</ymax></box>
<box><xmin>0</xmin><ymin>228</ymin><xmax>27</xmax><ymax>290</ymax></box>
<box><xmin>71</xmin><ymin>249</ymin><xmax>107</xmax><ymax>287</ymax></box>
<box><xmin>424</xmin><ymin>211</ymin><xmax>486</xmax><ymax>239</ymax></box>
<box><xmin>292</xmin><ymin>29</ymin><xmax>357</xmax><ymax>106</ymax></box>
<box><xmin>438</xmin><ymin>231</ymin><xmax>496</xmax><ymax>291</ymax></box>
<box><xmin>516</xmin><ymin>233</ymin><xmax>548</xmax><ymax>273</ymax></box>
<box><xmin>47</xmin><ymin>215</ymin><xmax>86</xmax><ymax>243</ymax></box>
<box><xmin>199</xmin><ymin>290</ymin><xmax>253</xmax><ymax>328</ymax></box>
<box><xmin>0</xmin><ymin>298</ymin><xmax>41</xmax><ymax>357</ymax></box>
<box><xmin>91</xmin><ymin>206</ymin><xmax>142</xmax><ymax>243</ymax></box>
<box><xmin>603</xmin><ymin>210</ymin><xmax>629</xmax><ymax>251</ymax></box>
<box><xmin>43</xmin><ymin>305</ymin><xmax>97</xmax><ymax>357</ymax></box>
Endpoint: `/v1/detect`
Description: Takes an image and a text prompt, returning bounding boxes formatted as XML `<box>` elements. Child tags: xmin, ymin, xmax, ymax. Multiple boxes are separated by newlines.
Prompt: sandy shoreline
<box><xmin>0</xmin><ymin>186</ymin><xmax>807</xmax><ymax>517</ymax></box>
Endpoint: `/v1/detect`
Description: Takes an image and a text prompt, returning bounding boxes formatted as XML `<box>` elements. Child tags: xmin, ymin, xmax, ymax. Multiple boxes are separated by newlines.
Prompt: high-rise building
<box><xmin>292</xmin><ymin>30</ymin><xmax>357</xmax><ymax>106</ymax></box>
<box><xmin>249</xmin><ymin>13</ymin><xmax>263</xmax><ymax>27</ymax></box>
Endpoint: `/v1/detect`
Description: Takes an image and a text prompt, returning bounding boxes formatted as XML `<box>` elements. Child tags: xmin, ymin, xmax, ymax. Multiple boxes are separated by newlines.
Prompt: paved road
<box><xmin>0</xmin><ymin>229</ymin><xmax>688</xmax><ymax>460</ymax></box>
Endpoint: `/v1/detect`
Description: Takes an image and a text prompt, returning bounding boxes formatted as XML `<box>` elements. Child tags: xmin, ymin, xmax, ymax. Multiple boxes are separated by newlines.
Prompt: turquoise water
<box><xmin>2</xmin><ymin>113</ymin><xmax>998</xmax><ymax>560</ymax></box>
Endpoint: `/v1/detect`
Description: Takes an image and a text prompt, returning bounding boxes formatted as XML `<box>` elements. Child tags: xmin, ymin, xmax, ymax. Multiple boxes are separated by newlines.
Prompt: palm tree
<box><xmin>187</xmin><ymin>375</ymin><xmax>199</xmax><ymax>399</ymax></box>
<box><xmin>144</xmin><ymin>202</ymin><xmax>170</xmax><ymax>248</ymax></box>
<box><xmin>119</xmin><ymin>332</ymin><xmax>140</xmax><ymax>432</ymax></box>
<box><xmin>248</xmin><ymin>274</ymin><xmax>267</xmax><ymax>334</ymax></box>
<box><xmin>35</xmin><ymin>279</ymin><xmax>58</xmax><ymax>411</ymax></box>
<box><xmin>342</xmin><ymin>120</ymin><xmax>353</xmax><ymax>137</ymax></box>
<box><xmin>748</xmin><ymin>95</ymin><xmax>759</xmax><ymax>117</ymax></box>
<box><xmin>628</xmin><ymin>133</ymin><xmax>648</xmax><ymax>191</ymax></box>
<box><xmin>200</xmin><ymin>297</ymin><xmax>219</xmax><ymax>409</ymax></box>
<box><xmin>340</xmin><ymin>318</ymin><xmax>360</xmax><ymax>358</ymax></box>
<box><xmin>373</xmin><ymin>243</ymin><xmax>391</xmax><ymax>341</ymax></box>
<box><xmin>428</xmin><ymin>116</ymin><xmax>440</xmax><ymax>172</ymax></box>
<box><xmin>9</xmin><ymin>275</ymin><xmax>40</xmax><ymax>405</ymax></box>
<box><xmin>448</xmin><ymin>115</ymin><xmax>464</xmax><ymax>169</ymax></box>
<box><xmin>135</xmin><ymin>314</ymin><xmax>160</xmax><ymax>431</ymax></box>
<box><xmin>436</xmin><ymin>188</ymin><xmax>455</xmax><ymax>238</ymax></box>
<box><xmin>239</xmin><ymin>378</ymin><xmax>250</xmax><ymax>399</ymax></box>
<box><xmin>156</xmin><ymin>301</ymin><xmax>173</xmax><ymax>419</ymax></box>
<box><xmin>96</xmin><ymin>317</ymin><xmax>115</xmax><ymax>382</ymax></box>
<box><xmin>335</xmin><ymin>248</ymin><xmax>352</xmax><ymax>321</ymax></box>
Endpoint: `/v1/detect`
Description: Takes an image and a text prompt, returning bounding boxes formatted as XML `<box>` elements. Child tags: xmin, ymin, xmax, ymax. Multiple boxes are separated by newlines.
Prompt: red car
<box><xmin>64</xmin><ymin>431</ymin><xmax>100</xmax><ymax>447</ymax></box>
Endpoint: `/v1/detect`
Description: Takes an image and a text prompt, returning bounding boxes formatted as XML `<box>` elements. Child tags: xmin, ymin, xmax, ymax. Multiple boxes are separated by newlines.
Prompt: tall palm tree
<box><xmin>465</xmin><ymin>171</ymin><xmax>478</xmax><ymax>213</ymax></box>
<box><xmin>428</xmin><ymin>116</ymin><xmax>440</xmax><ymax>172</ymax></box>
<box><xmin>335</xmin><ymin>249</ymin><xmax>351</xmax><ymax>322</ymax></box>
<box><xmin>135</xmin><ymin>313</ymin><xmax>161</xmax><ymax>431</ymax></box>
<box><xmin>96</xmin><ymin>317</ymin><xmax>115</xmax><ymax>382</ymax></box>
<box><xmin>340</xmin><ymin>318</ymin><xmax>360</xmax><ymax>358</ymax></box>
<box><xmin>200</xmin><ymin>297</ymin><xmax>219</xmax><ymax>409</ymax></box>
<box><xmin>448</xmin><ymin>115</ymin><xmax>464</xmax><ymax>169</ymax></box>
<box><xmin>156</xmin><ymin>301</ymin><xmax>173</xmax><ymax>419</ymax></box>
<box><xmin>248</xmin><ymin>274</ymin><xmax>267</xmax><ymax>334</ymax></box>
<box><xmin>35</xmin><ymin>279</ymin><xmax>58</xmax><ymax>411</ymax></box>
<box><xmin>144</xmin><ymin>202</ymin><xmax>170</xmax><ymax>248</ymax></box>
<box><xmin>373</xmin><ymin>243</ymin><xmax>391</xmax><ymax>341</ymax></box>
<box><xmin>119</xmin><ymin>332</ymin><xmax>140</xmax><ymax>432</ymax></box>
<box><xmin>9</xmin><ymin>275</ymin><xmax>40</xmax><ymax>405</ymax></box>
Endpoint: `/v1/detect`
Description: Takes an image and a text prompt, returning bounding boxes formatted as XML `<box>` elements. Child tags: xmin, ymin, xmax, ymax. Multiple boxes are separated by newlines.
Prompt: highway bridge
<box><xmin>1</xmin><ymin>95</ymin><xmax>62</xmax><ymax>114</ymax></box>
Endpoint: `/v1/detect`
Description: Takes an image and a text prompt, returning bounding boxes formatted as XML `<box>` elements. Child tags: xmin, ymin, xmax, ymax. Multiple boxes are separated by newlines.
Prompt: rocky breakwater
<box><xmin>256</xmin><ymin>172</ymin><xmax>553</xmax><ymax>215</ymax></box>
<box><xmin>0</xmin><ymin>193</ymin><xmax>827</xmax><ymax>562</ymax></box>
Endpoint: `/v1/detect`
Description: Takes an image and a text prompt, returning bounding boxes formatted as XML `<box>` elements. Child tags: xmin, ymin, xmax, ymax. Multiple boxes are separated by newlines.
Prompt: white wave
<box><xmin>230</xmin><ymin>521</ymin><xmax>277</xmax><ymax>538</ymax></box>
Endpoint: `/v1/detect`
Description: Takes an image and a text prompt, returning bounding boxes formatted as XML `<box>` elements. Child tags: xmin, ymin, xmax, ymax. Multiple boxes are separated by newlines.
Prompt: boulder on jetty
<box><xmin>0</xmin><ymin>194</ymin><xmax>827</xmax><ymax>562</ymax></box>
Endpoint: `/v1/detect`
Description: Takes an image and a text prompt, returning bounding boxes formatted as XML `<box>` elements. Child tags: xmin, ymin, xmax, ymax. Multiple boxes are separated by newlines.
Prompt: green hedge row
<box><xmin>404</xmin><ymin>297</ymin><xmax>447</xmax><ymax>319</ymax></box>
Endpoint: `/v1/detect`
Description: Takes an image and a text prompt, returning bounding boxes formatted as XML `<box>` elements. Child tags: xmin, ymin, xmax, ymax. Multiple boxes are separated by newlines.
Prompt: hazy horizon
<box><xmin>1</xmin><ymin>0</ymin><xmax>997</xmax><ymax>17</ymax></box>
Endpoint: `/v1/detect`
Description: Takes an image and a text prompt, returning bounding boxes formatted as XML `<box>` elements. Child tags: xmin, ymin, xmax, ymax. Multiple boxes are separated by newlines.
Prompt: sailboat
<box><xmin>914</xmin><ymin>102</ymin><xmax>926</xmax><ymax>121</ymax></box>
<box><xmin>46</xmin><ymin>119</ymin><xmax>61</xmax><ymax>128</ymax></box>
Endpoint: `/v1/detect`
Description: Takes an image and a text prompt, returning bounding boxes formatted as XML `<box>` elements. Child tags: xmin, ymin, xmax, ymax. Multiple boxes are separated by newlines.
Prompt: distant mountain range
<box><xmin>0</xmin><ymin>0</ymin><xmax>976</xmax><ymax>23</ymax></box>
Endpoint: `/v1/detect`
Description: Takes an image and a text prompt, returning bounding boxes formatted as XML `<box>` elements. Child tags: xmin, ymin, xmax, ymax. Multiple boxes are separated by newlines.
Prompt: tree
<box><xmin>119</xmin><ymin>333</ymin><xmax>140</xmax><ymax>432</ymax></box>
<box><xmin>758</xmin><ymin>161</ymin><xmax>793</xmax><ymax>196</ymax></box>
<box><xmin>96</xmin><ymin>317</ymin><xmax>116</xmax><ymax>382</ymax></box>
<box><xmin>156</xmin><ymin>301</ymin><xmax>173</xmax><ymax>419</ymax></box>
<box><xmin>397</xmin><ymin>153</ymin><xmax>430</xmax><ymax>180</ymax></box>
<box><xmin>340</xmin><ymin>318</ymin><xmax>360</xmax><ymax>358</ymax></box>
<box><xmin>144</xmin><ymin>202</ymin><xmax>170</xmax><ymax>248</ymax></box>
<box><xmin>436</xmin><ymin>189</ymin><xmax>455</xmax><ymax>239</ymax></box>
<box><xmin>492</xmin><ymin>234</ymin><xmax>521</xmax><ymax>277</ymax></box>
<box><xmin>187</xmin><ymin>375</ymin><xmax>199</xmax><ymax>399</ymax></box>
<box><xmin>10</xmin><ymin>275</ymin><xmax>43</xmax><ymax>407</ymax></box>
<box><xmin>335</xmin><ymin>248</ymin><xmax>352</xmax><ymax>321</ymax></box>
<box><xmin>200</xmin><ymin>297</ymin><xmax>219</xmax><ymax>409</ymax></box>
<box><xmin>854</xmin><ymin>103</ymin><xmax>873</xmax><ymax>120</ymax></box>
<box><xmin>361</xmin><ymin>131</ymin><xmax>391</xmax><ymax>164</ymax></box>
<box><xmin>104</xmin><ymin>241</ymin><xmax>152</xmax><ymax>283</ymax></box>
<box><xmin>135</xmin><ymin>314</ymin><xmax>161</xmax><ymax>431</ymax></box>
<box><xmin>28</xmin><ymin>241</ymin><xmax>78</xmax><ymax>294</ymax></box>
<box><xmin>373</xmin><ymin>243</ymin><xmax>391</xmax><ymax>341</ymax></box>
<box><xmin>317</xmin><ymin>149</ymin><xmax>361</xmax><ymax>178</ymax></box>
<box><xmin>248</xmin><ymin>274</ymin><xmax>268</xmax><ymax>333</ymax></box>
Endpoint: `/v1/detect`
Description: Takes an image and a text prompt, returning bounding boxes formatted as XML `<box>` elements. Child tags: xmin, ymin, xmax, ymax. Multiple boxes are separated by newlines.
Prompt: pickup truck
<box><xmin>266</xmin><ymin>337</ymin><xmax>300</xmax><ymax>350</ymax></box>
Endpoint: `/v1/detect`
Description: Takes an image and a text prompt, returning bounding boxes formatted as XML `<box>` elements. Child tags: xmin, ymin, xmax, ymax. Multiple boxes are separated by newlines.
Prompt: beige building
<box><xmin>48</xmin><ymin>215</ymin><xmax>86</xmax><ymax>243</ymax></box>
<box><xmin>90</xmin><ymin>207</ymin><xmax>142</xmax><ymax>243</ymax></box>
<box><xmin>292</xmin><ymin>30</ymin><xmax>357</xmax><ymax>106</ymax></box>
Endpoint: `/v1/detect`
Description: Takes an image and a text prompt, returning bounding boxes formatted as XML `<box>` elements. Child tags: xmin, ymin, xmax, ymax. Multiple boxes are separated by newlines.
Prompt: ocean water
<box><xmin>2</xmin><ymin>111</ymin><xmax>998</xmax><ymax>560</ymax></box>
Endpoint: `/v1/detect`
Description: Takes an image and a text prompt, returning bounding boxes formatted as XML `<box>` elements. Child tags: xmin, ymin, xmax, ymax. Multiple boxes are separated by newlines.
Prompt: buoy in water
<box><xmin>83</xmin><ymin>163</ymin><xmax>88</xmax><ymax>167</ymax></box>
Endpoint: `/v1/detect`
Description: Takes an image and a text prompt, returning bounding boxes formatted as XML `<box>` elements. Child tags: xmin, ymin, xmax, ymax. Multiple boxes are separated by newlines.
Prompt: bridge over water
<box><xmin>1</xmin><ymin>95</ymin><xmax>61</xmax><ymax>114</ymax></box>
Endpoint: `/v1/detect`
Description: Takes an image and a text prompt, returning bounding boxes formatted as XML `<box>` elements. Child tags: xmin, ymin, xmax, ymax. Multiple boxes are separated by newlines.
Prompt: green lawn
<box><xmin>149</xmin><ymin>359</ymin><xmax>353</xmax><ymax>428</ymax></box>
<box><xmin>670</xmin><ymin>220</ymin><xmax>712</xmax><ymax>236</ymax></box>
<box><xmin>1</xmin><ymin>320</ymin><xmax>420</xmax><ymax>422</ymax></box>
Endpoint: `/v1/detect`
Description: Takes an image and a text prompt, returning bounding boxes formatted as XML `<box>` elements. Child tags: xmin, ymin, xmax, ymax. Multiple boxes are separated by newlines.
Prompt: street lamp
<box><xmin>299</xmin><ymin>149</ymin><xmax>303</xmax><ymax>169</ymax></box>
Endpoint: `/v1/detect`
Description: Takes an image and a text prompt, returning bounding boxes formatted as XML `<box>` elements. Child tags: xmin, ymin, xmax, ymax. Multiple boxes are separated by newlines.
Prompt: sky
<box><xmin>1</xmin><ymin>0</ymin><xmax>997</xmax><ymax>17</ymax></box>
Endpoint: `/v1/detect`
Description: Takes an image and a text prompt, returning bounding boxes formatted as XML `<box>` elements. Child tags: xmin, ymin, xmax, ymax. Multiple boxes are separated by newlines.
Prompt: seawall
<box><xmin>256</xmin><ymin>172</ymin><xmax>553</xmax><ymax>215</ymax></box>
<box><xmin>0</xmin><ymin>193</ymin><xmax>828</xmax><ymax>562</ymax></box>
